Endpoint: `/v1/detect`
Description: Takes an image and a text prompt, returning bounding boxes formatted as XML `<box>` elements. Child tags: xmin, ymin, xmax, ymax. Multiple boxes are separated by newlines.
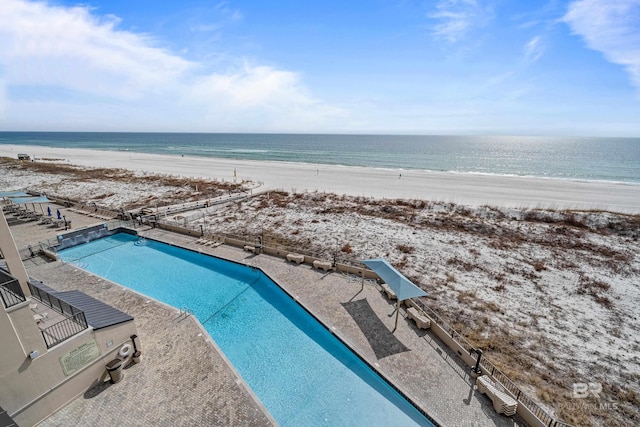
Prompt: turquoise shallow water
<box><xmin>59</xmin><ymin>233</ymin><xmax>434</xmax><ymax>427</ymax></box>
<box><xmin>1</xmin><ymin>131</ymin><xmax>639</xmax><ymax>183</ymax></box>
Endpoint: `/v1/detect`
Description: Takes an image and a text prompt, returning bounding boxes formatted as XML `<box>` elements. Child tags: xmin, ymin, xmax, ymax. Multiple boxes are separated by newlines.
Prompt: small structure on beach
<box><xmin>361</xmin><ymin>258</ymin><xmax>427</xmax><ymax>332</ymax></box>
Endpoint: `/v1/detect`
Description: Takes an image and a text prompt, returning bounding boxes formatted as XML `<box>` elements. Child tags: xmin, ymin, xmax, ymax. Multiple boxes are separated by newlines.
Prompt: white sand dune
<box><xmin>2</xmin><ymin>143</ymin><xmax>639</xmax><ymax>426</ymax></box>
<box><xmin>1</xmin><ymin>144</ymin><xmax>639</xmax><ymax>214</ymax></box>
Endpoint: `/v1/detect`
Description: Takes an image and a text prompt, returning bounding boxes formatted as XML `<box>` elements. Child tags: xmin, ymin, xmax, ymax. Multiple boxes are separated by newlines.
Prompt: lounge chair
<box><xmin>381</xmin><ymin>283</ymin><xmax>397</xmax><ymax>300</ymax></box>
<box><xmin>476</xmin><ymin>376</ymin><xmax>518</xmax><ymax>416</ymax></box>
<box><xmin>312</xmin><ymin>260</ymin><xmax>333</xmax><ymax>272</ymax></box>
<box><xmin>286</xmin><ymin>253</ymin><xmax>305</xmax><ymax>264</ymax></box>
<box><xmin>244</xmin><ymin>245</ymin><xmax>260</xmax><ymax>254</ymax></box>
<box><xmin>476</xmin><ymin>375</ymin><xmax>494</xmax><ymax>393</ymax></box>
<box><xmin>406</xmin><ymin>307</ymin><xmax>431</xmax><ymax>329</ymax></box>
<box><xmin>209</xmin><ymin>237</ymin><xmax>224</xmax><ymax>248</ymax></box>
<box><xmin>33</xmin><ymin>312</ymin><xmax>48</xmax><ymax>324</ymax></box>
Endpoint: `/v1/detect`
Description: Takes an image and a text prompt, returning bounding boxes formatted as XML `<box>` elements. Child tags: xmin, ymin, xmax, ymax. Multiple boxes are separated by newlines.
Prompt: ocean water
<box><xmin>1</xmin><ymin>132</ymin><xmax>639</xmax><ymax>183</ymax></box>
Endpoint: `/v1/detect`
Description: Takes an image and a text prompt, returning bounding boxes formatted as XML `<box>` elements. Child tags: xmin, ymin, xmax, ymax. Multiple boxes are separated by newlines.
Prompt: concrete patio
<box><xmin>5</xmin><ymin>205</ymin><xmax>525</xmax><ymax>426</ymax></box>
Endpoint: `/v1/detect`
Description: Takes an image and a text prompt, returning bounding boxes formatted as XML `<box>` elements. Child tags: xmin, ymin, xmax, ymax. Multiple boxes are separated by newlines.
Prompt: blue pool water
<box><xmin>59</xmin><ymin>233</ymin><xmax>434</xmax><ymax>426</ymax></box>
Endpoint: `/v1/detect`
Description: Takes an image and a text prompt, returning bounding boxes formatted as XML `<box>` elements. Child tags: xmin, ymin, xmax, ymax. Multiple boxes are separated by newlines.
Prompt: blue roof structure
<box><xmin>361</xmin><ymin>258</ymin><xmax>428</xmax><ymax>332</ymax></box>
<box><xmin>0</xmin><ymin>191</ymin><xmax>30</xmax><ymax>198</ymax></box>
<box><xmin>8</xmin><ymin>196</ymin><xmax>51</xmax><ymax>204</ymax></box>
<box><xmin>361</xmin><ymin>258</ymin><xmax>427</xmax><ymax>301</ymax></box>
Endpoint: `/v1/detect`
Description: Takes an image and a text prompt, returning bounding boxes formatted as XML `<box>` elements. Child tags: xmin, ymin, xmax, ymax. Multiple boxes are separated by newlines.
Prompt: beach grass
<box><xmin>2</xmin><ymin>149</ymin><xmax>639</xmax><ymax>426</ymax></box>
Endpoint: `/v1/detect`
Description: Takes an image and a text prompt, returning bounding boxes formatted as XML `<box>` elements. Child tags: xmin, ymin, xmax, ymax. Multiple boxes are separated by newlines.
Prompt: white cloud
<box><xmin>0</xmin><ymin>0</ymin><xmax>343</xmax><ymax>131</ymax></box>
<box><xmin>186</xmin><ymin>64</ymin><xmax>346</xmax><ymax>131</ymax></box>
<box><xmin>0</xmin><ymin>0</ymin><xmax>194</xmax><ymax>99</ymax></box>
<box><xmin>430</xmin><ymin>0</ymin><xmax>493</xmax><ymax>43</ymax></box>
<box><xmin>189</xmin><ymin>2</ymin><xmax>242</xmax><ymax>34</ymax></box>
<box><xmin>523</xmin><ymin>35</ymin><xmax>544</xmax><ymax>65</ymax></box>
<box><xmin>213</xmin><ymin>1</ymin><xmax>243</xmax><ymax>22</ymax></box>
<box><xmin>0</xmin><ymin>78</ymin><xmax>6</xmax><ymax>116</ymax></box>
<box><xmin>563</xmin><ymin>0</ymin><xmax>640</xmax><ymax>89</ymax></box>
<box><xmin>191</xmin><ymin>65</ymin><xmax>306</xmax><ymax>109</ymax></box>
<box><xmin>190</xmin><ymin>23</ymin><xmax>222</xmax><ymax>33</ymax></box>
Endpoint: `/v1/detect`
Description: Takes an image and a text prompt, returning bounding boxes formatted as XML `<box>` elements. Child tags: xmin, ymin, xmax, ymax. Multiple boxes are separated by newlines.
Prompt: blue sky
<box><xmin>0</xmin><ymin>0</ymin><xmax>639</xmax><ymax>136</ymax></box>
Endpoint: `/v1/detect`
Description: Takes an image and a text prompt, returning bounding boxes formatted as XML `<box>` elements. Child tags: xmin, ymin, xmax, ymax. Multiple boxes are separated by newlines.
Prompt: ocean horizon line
<box><xmin>1</xmin><ymin>130</ymin><xmax>640</xmax><ymax>139</ymax></box>
<box><xmin>1</xmin><ymin>132</ymin><xmax>639</xmax><ymax>185</ymax></box>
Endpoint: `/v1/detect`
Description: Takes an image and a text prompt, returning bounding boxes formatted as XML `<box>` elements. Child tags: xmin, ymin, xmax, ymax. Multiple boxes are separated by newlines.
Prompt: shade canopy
<box><xmin>8</xmin><ymin>196</ymin><xmax>51</xmax><ymax>204</ymax></box>
<box><xmin>361</xmin><ymin>258</ymin><xmax>427</xmax><ymax>301</ymax></box>
<box><xmin>0</xmin><ymin>191</ymin><xmax>30</xmax><ymax>198</ymax></box>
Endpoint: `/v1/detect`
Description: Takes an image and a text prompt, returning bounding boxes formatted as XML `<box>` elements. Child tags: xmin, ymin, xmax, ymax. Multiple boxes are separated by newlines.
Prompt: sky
<box><xmin>0</xmin><ymin>0</ymin><xmax>639</xmax><ymax>136</ymax></box>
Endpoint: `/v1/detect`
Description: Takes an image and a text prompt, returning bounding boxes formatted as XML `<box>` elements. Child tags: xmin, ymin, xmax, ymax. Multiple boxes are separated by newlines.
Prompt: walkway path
<box><xmin>8</xmin><ymin>210</ymin><xmax>525</xmax><ymax>426</ymax></box>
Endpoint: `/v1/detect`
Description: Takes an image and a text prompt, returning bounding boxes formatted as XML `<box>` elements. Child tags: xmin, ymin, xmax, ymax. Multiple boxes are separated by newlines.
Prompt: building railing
<box><xmin>411</xmin><ymin>300</ymin><xmax>571</xmax><ymax>427</ymax></box>
<box><xmin>106</xmin><ymin>219</ymin><xmax>136</xmax><ymax>231</ymax></box>
<box><xmin>154</xmin><ymin>209</ymin><xmax>570</xmax><ymax>426</ymax></box>
<box><xmin>38</xmin><ymin>237</ymin><xmax>60</xmax><ymax>251</ymax></box>
<box><xmin>27</xmin><ymin>282</ymin><xmax>83</xmax><ymax>319</ymax></box>
<box><xmin>27</xmin><ymin>281</ymin><xmax>89</xmax><ymax>348</ymax></box>
<box><xmin>157</xmin><ymin>218</ymin><xmax>363</xmax><ymax>268</ymax></box>
<box><xmin>0</xmin><ymin>270</ymin><xmax>26</xmax><ymax>309</ymax></box>
<box><xmin>40</xmin><ymin>312</ymin><xmax>88</xmax><ymax>349</ymax></box>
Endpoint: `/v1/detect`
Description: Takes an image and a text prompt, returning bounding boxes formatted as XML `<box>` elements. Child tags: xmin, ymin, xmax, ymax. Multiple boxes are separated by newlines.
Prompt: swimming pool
<box><xmin>59</xmin><ymin>233</ymin><xmax>434</xmax><ymax>426</ymax></box>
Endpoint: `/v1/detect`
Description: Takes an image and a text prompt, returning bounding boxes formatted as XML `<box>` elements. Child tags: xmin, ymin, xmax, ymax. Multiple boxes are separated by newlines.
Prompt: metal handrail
<box><xmin>28</xmin><ymin>281</ymin><xmax>84</xmax><ymax>318</ymax></box>
<box><xmin>40</xmin><ymin>312</ymin><xmax>88</xmax><ymax>349</ymax></box>
<box><xmin>159</xmin><ymin>219</ymin><xmax>362</xmax><ymax>268</ymax></box>
<box><xmin>0</xmin><ymin>275</ymin><xmax>26</xmax><ymax>309</ymax></box>
<box><xmin>27</xmin><ymin>281</ymin><xmax>89</xmax><ymax>348</ymax></box>
<box><xmin>410</xmin><ymin>300</ymin><xmax>571</xmax><ymax>427</ymax></box>
<box><xmin>154</xmin><ymin>216</ymin><xmax>569</xmax><ymax>426</ymax></box>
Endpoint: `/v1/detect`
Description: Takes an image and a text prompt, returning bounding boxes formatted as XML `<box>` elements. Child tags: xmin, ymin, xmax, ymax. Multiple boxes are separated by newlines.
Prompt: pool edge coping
<box><xmin>139</xmin><ymin>232</ymin><xmax>444</xmax><ymax>427</ymax></box>
<box><xmin>57</xmin><ymin>235</ymin><xmax>278</xmax><ymax>427</ymax></box>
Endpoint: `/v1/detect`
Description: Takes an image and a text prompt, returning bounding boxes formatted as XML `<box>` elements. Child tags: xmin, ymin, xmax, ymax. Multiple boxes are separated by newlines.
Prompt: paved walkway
<box><xmin>7</xmin><ymin>206</ymin><xmax>525</xmax><ymax>426</ymax></box>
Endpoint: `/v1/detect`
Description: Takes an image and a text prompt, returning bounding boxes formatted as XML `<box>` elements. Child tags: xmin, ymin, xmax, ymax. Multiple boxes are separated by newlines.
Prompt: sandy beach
<box><xmin>1</xmin><ymin>144</ymin><xmax>639</xmax><ymax>214</ymax></box>
<box><xmin>2</xmin><ymin>144</ymin><xmax>639</xmax><ymax>426</ymax></box>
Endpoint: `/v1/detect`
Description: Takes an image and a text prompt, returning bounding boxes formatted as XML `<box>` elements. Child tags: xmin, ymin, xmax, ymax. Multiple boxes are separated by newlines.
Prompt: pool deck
<box><xmin>7</xmin><ymin>208</ymin><xmax>526</xmax><ymax>426</ymax></box>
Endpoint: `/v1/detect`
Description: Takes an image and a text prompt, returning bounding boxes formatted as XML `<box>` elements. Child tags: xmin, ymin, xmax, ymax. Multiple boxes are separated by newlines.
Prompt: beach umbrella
<box><xmin>361</xmin><ymin>258</ymin><xmax>428</xmax><ymax>332</ymax></box>
<box><xmin>47</xmin><ymin>206</ymin><xmax>52</xmax><ymax>216</ymax></box>
<box><xmin>57</xmin><ymin>209</ymin><xmax>62</xmax><ymax>220</ymax></box>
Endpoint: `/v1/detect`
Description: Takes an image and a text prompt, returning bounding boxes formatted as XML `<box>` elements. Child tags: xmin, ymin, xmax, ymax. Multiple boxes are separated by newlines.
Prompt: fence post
<box><xmin>472</xmin><ymin>349</ymin><xmax>483</xmax><ymax>374</ymax></box>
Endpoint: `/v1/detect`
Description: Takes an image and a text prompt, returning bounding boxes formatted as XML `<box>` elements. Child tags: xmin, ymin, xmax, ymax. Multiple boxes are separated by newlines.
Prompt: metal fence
<box><xmin>411</xmin><ymin>299</ymin><xmax>571</xmax><ymax>427</ymax></box>
<box><xmin>27</xmin><ymin>281</ymin><xmax>89</xmax><ymax>348</ymax></box>
<box><xmin>38</xmin><ymin>237</ymin><xmax>60</xmax><ymax>252</ymax></box>
<box><xmin>28</xmin><ymin>282</ymin><xmax>83</xmax><ymax>318</ymax></box>
<box><xmin>155</xmin><ymin>215</ymin><xmax>571</xmax><ymax>426</ymax></box>
<box><xmin>159</xmin><ymin>219</ymin><xmax>364</xmax><ymax>269</ymax></box>
<box><xmin>40</xmin><ymin>312</ymin><xmax>88</xmax><ymax>349</ymax></box>
<box><xmin>475</xmin><ymin>355</ymin><xmax>572</xmax><ymax>427</ymax></box>
<box><xmin>0</xmin><ymin>270</ymin><xmax>26</xmax><ymax>309</ymax></box>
